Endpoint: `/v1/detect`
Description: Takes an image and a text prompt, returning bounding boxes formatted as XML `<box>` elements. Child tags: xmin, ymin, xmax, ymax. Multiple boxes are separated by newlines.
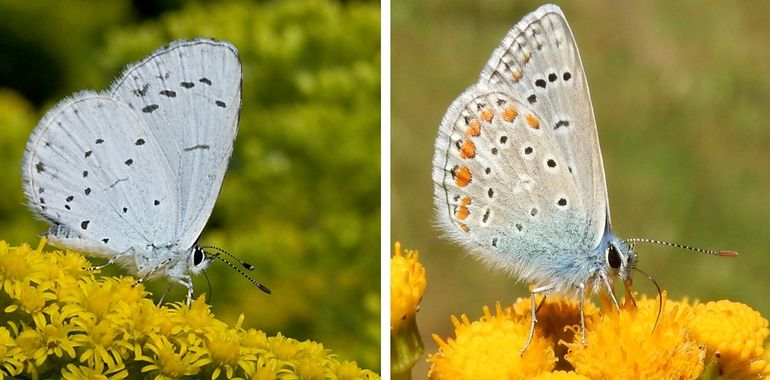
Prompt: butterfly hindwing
<box><xmin>433</xmin><ymin>84</ymin><xmax>594</xmax><ymax>277</ymax></box>
<box><xmin>22</xmin><ymin>94</ymin><xmax>178</xmax><ymax>258</ymax></box>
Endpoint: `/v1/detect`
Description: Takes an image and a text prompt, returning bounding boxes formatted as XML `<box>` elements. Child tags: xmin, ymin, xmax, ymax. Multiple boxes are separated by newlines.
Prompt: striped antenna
<box><xmin>201</xmin><ymin>245</ymin><xmax>271</xmax><ymax>294</ymax></box>
<box><xmin>624</xmin><ymin>238</ymin><xmax>738</xmax><ymax>257</ymax></box>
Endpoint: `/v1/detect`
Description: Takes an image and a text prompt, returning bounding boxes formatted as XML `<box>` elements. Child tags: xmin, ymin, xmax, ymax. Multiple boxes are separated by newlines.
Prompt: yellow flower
<box><xmin>61</xmin><ymin>361</ymin><xmax>129</xmax><ymax>380</ymax></box>
<box><xmin>0</xmin><ymin>241</ymin><xmax>46</xmax><ymax>295</ymax></box>
<box><xmin>138</xmin><ymin>334</ymin><xmax>209</xmax><ymax>379</ymax></box>
<box><xmin>336</xmin><ymin>360</ymin><xmax>371</xmax><ymax>380</ymax></box>
<box><xmin>34</xmin><ymin>305</ymin><xmax>80</xmax><ymax>359</ymax></box>
<box><xmin>511</xmin><ymin>295</ymin><xmax>597</xmax><ymax>369</ymax></box>
<box><xmin>688</xmin><ymin>299</ymin><xmax>770</xmax><ymax>378</ymax></box>
<box><xmin>71</xmin><ymin>318</ymin><xmax>131</xmax><ymax>369</ymax></box>
<box><xmin>4</xmin><ymin>281</ymin><xmax>56</xmax><ymax>316</ymax></box>
<box><xmin>248</xmin><ymin>356</ymin><xmax>281</xmax><ymax>380</ymax></box>
<box><xmin>0</xmin><ymin>327</ymin><xmax>24</xmax><ymax>377</ymax></box>
<box><xmin>205</xmin><ymin>328</ymin><xmax>254</xmax><ymax>379</ymax></box>
<box><xmin>0</xmin><ymin>240</ymin><xmax>380</xmax><ymax>379</ymax></box>
<box><xmin>428</xmin><ymin>302</ymin><xmax>556</xmax><ymax>379</ymax></box>
<box><xmin>391</xmin><ymin>242</ymin><xmax>426</xmax><ymax>327</ymax></box>
<box><xmin>530</xmin><ymin>370</ymin><xmax>591</xmax><ymax>379</ymax></box>
<box><xmin>565</xmin><ymin>292</ymin><xmax>705</xmax><ymax>379</ymax></box>
<box><xmin>391</xmin><ymin>242</ymin><xmax>426</xmax><ymax>374</ymax></box>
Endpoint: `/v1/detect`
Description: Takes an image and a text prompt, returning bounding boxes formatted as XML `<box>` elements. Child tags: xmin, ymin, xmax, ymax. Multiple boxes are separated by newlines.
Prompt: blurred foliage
<box><xmin>0</xmin><ymin>0</ymin><xmax>380</xmax><ymax>372</ymax></box>
<box><xmin>393</xmin><ymin>0</ymin><xmax>770</xmax><ymax>376</ymax></box>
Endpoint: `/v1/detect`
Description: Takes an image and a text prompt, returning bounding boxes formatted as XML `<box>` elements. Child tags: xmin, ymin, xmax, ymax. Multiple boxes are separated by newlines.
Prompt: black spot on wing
<box><xmin>142</xmin><ymin>104</ymin><xmax>159</xmax><ymax>113</ymax></box>
<box><xmin>215</xmin><ymin>100</ymin><xmax>226</xmax><ymax>108</ymax></box>
<box><xmin>159</xmin><ymin>90</ymin><xmax>176</xmax><ymax>98</ymax></box>
<box><xmin>183</xmin><ymin>144</ymin><xmax>210</xmax><ymax>152</ymax></box>
<box><xmin>199</xmin><ymin>77</ymin><xmax>212</xmax><ymax>85</ymax></box>
<box><xmin>181</xmin><ymin>82</ymin><xmax>194</xmax><ymax>89</ymax></box>
<box><xmin>133</xmin><ymin>84</ymin><xmax>150</xmax><ymax>97</ymax></box>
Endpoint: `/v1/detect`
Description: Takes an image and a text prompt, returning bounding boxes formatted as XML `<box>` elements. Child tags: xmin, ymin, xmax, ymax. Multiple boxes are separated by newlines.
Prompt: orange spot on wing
<box><xmin>458</xmin><ymin>223</ymin><xmax>470</xmax><ymax>233</ymax></box>
<box><xmin>466</xmin><ymin>120</ymin><xmax>481</xmax><ymax>137</ymax></box>
<box><xmin>526</xmin><ymin>114</ymin><xmax>540</xmax><ymax>129</ymax></box>
<box><xmin>455</xmin><ymin>197</ymin><xmax>471</xmax><ymax>220</ymax></box>
<box><xmin>502</xmin><ymin>106</ymin><xmax>518</xmax><ymax>122</ymax></box>
<box><xmin>459</xmin><ymin>139</ymin><xmax>476</xmax><ymax>159</ymax></box>
<box><xmin>521</xmin><ymin>52</ymin><xmax>531</xmax><ymax>63</ymax></box>
<box><xmin>453</xmin><ymin>166</ymin><xmax>472</xmax><ymax>188</ymax></box>
<box><xmin>480</xmin><ymin>108</ymin><xmax>494</xmax><ymax>123</ymax></box>
<box><xmin>511</xmin><ymin>69</ymin><xmax>523</xmax><ymax>82</ymax></box>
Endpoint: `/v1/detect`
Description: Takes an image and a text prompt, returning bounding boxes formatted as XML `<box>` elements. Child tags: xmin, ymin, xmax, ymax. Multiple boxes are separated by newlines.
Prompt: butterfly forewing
<box><xmin>479</xmin><ymin>4</ymin><xmax>610</xmax><ymax>248</ymax></box>
<box><xmin>109</xmin><ymin>39</ymin><xmax>242</xmax><ymax>248</ymax></box>
<box><xmin>22</xmin><ymin>94</ymin><xmax>178</xmax><ymax>257</ymax></box>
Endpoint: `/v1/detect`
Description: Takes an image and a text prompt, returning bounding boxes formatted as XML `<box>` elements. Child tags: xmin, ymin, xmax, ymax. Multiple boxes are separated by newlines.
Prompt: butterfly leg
<box><xmin>521</xmin><ymin>285</ymin><xmax>552</xmax><ymax>356</ymax></box>
<box><xmin>176</xmin><ymin>275</ymin><xmax>194</xmax><ymax>307</ymax></box>
<box><xmin>85</xmin><ymin>251</ymin><xmax>129</xmax><ymax>271</ymax></box>
<box><xmin>577</xmin><ymin>282</ymin><xmax>587</xmax><ymax>346</ymax></box>
<box><xmin>132</xmin><ymin>257</ymin><xmax>173</xmax><ymax>287</ymax></box>
<box><xmin>600</xmin><ymin>273</ymin><xmax>621</xmax><ymax>312</ymax></box>
<box><xmin>156</xmin><ymin>282</ymin><xmax>174</xmax><ymax>307</ymax></box>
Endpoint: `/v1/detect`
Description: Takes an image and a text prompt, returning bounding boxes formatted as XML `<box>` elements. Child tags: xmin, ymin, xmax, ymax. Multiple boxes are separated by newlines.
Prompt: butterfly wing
<box><xmin>22</xmin><ymin>93</ymin><xmax>179</xmax><ymax>257</ymax></box>
<box><xmin>433</xmin><ymin>84</ymin><xmax>594</xmax><ymax>281</ymax></box>
<box><xmin>479</xmin><ymin>4</ymin><xmax>610</xmax><ymax>248</ymax></box>
<box><xmin>109</xmin><ymin>39</ymin><xmax>242</xmax><ymax>249</ymax></box>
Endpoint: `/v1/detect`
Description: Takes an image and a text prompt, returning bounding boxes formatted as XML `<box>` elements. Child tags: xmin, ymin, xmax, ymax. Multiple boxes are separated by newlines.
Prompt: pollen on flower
<box><xmin>564</xmin><ymin>292</ymin><xmax>705</xmax><ymax>379</ymax></box>
<box><xmin>428</xmin><ymin>302</ymin><xmax>555</xmax><ymax>379</ymax></box>
<box><xmin>0</xmin><ymin>240</ymin><xmax>380</xmax><ymax>379</ymax></box>
<box><xmin>530</xmin><ymin>370</ymin><xmax>591</xmax><ymax>379</ymax></box>
<box><xmin>688</xmin><ymin>300</ymin><xmax>770</xmax><ymax>378</ymax></box>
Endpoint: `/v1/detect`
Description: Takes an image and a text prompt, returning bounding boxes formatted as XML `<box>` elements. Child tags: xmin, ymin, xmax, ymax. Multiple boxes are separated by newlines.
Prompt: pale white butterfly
<box><xmin>432</xmin><ymin>4</ymin><xmax>735</xmax><ymax>351</ymax></box>
<box><xmin>22</xmin><ymin>39</ymin><xmax>269</xmax><ymax>304</ymax></box>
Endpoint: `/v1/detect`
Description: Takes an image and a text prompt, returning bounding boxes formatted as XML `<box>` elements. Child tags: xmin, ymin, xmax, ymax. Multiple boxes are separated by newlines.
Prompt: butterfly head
<box><xmin>188</xmin><ymin>245</ymin><xmax>212</xmax><ymax>275</ymax></box>
<box><xmin>604</xmin><ymin>236</ymin><xmax>637</xmax><ymax>286</ymax></box>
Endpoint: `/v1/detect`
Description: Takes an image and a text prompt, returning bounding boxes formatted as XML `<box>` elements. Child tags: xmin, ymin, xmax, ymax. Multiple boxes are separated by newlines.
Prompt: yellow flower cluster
<box><xmin>429</xmin><ymin>292</ymin><xmax>769</xmax><ymax>379</ymax></box>
<box><xmin>0</xmin><ymin>240</ymin><xmax>379</xmax><ymax>379</ymax></box>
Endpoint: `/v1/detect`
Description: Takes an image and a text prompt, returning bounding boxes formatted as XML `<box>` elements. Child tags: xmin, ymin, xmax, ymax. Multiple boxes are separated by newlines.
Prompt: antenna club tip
<box><xmin>718</xmin><ymin>250</ymin><xmax>739</xmax><ymax>257</ymax></box>
<box><xmin>259</xmin><ymin>284</ymin><xmax>272</xmax><ymax>294</ymax></box>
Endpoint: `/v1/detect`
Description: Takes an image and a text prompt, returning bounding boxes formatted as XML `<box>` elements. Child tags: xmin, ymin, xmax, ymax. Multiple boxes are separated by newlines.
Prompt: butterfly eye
<box><xmin>607</xmin><ymin>244</ymin><xmax>622</xmax><ymax>269</ymax></box>
<box><xmin>193</xmin><ymin>247</ymin><xmax>205</xmax><ymax>266</ymax></box>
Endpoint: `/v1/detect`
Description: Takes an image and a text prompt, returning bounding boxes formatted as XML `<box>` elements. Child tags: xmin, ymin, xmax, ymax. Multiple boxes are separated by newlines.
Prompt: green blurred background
<box><xmin>393</xmin><ymin>0</ymin><xmax>770</xmax><ymax>375</ymax></box>
<box><xmin>0</xmin><ymin>0</ymin><xmax>380</xmax><ymax>371</ymax></box>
